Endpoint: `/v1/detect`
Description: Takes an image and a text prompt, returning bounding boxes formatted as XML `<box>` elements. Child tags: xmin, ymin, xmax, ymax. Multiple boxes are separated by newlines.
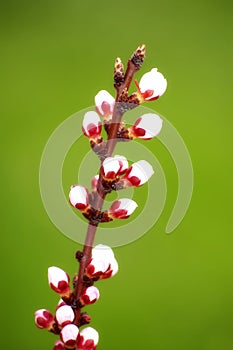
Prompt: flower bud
<box><xmin>80</xmin><ymin>286</ymin><xmax>100</xmax><ymax>305</ymax></box>
<box><xmin>100</xmin><ymin>257</ymin><xmax>119</xmax><ymax>280</ymax></box>
<box><xmin>85</xmin><ymin>244</ymin><xmax>118</xmax><ymax>279</ymax></box>
<box><xmin>108</xmin><ymin>198</ymin><xmax>138</xmax><ymax>219</ymax></box>
<box><xmin>60</xmin><ymin>324</ymin><xmax>79</xmax><ymax>349</ymax></box>
<box><xmin>35</xmin><ymin>309</ymin><xmax>54</xmax><ymax>330</ymax></box>
<box><xmin>56</xmin><ymin>305</ymin><xmax>75</xmax><ymax>327</ymax></box>
<box><xmin>48</xmin><ymin>266</ymin><xmax>71</xmax><ymax>297</ymax></box>
<box><xmin>95</xmin><ymin>90</ymin><xmax>115</xmax><ymax>119</ymax></box>
<box><xmin>101</xmin><ymin>155</ymin><xmax>128</xmax><ymax>179</ymax></box>
<box><xmin>130</xmin><ymin>113</ymin><xmax>163</xmax><ymax>139</ymax></box>
<box><xmin>53</xmin><ymin>340</ymin><xmax>65</xmax><ymax>350</ymax></box>
<box><xmin>101</xmin><ymin>156</ymin><xmax>121</xmax><ymax>179</ymax></box>
<box><xmin>123</xmin><ymin>160</ymin><xmax>154</xmax><ymax>186</ymax></box>
<box><xmin>77</xmin><ymin>327</ymin><xmax>99</xmax><ymax>350</ymax></box>
<box><xmin>137</xmin><ymin>68</ymin><xmax>167</xmax><ymax>101</ymax></box>
<box><xmin>82</xmin><ymin>111</ymin><xmax>102</xmax><ymax>139</ymax></box>
<box><xmin>69</xmin><ymin>185</ymin><xmax>89</xmax><ymax>211</ymax></box>
<box><xmin>85</xmin><ymin>257</ymin><xmax>109</xmax><ymax>278</ymax></box>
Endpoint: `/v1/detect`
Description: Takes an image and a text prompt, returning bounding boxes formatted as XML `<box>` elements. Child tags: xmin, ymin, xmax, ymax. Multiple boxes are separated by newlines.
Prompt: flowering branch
<box><xmin>35</xmin><ymin>44</ymin><xmax>167</xmax><ymax>350</ymax></box>
<box><xmin>72</xmin><ymin>46</ymin><xmax>147</xmax><ymax>318</ymax></box>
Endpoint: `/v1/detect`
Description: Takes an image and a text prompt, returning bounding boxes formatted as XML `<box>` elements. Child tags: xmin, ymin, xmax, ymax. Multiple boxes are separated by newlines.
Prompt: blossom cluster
<box><xmin>83</xmin><ymin>78</ymin><xmax>165</xmax><ymax>144</ymax></box>
<box><xmin>69</xmin><ymin>157</ymin><xmax>156</xmax><ymax>220</ymax></box>
<box><xmin>35</xmin><ymin>245</ymin><xmax>118</xmax><ymax>349</ymax></box>
<box><xmin>36</xmin><ymin>44</ymin><xmax>167</xmax><ymax>349</ymax></box>
<box><xmin>70</xmin><ymin>77</ymin><xmax>165</xmax><ymax>222</ymax></box>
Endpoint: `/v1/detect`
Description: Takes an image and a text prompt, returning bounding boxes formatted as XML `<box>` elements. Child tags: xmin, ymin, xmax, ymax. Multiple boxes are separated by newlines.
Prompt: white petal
<box><xmin>118</xmin><ymin>198</ymin><xmax>138</xmax><ymax>215</ymax></box>
<box><xmin>90</xmin><ymin>257</ymin><xmax>109</xmax><ymax>273</ymax></box>
<box><xmin>114</xmin><ymin>155</ymin><xmax>129</xmax><ymax>173</ymax></box>
<box><xmin>139</xmin><ymin>68</ymin><xmax>167</xmax><ymax>98</ymax></box>
<box><xmin>83</xmin><ymin>111</ymin><xmax>101</xmax><ymax>134</ymax></box>
<box><xmin>80</xmin><ymin>327</ymin><xmax>99</xmax><ymax>346</ymax></box>
<box><xmin>102</xmin><ymin>157</ymin><xmax>121</xmax><ymax>176</ymax></box>
<box><xmin>48</xmin><ymin>266</ymin><xmax>68</xmax><ymax>287</ymax></box>
<box><xmin>92</xmin><ymin>244</ymin><xmax>115</xmax><ymax>260</ymax></box>
<box><xmin>56</xmin><ymin>305</ymin><xmax>75</xmax><ymax>326</ymax></box>
<box><xmin>95</xmin><ymin>90</ymin><xmax>115</xmax><ymax>115</ymax></box>
<box><xmin>129</xmin><ymin>160</ymin><xmax>154</xmax><ymax>185</ymax></box>
<box><xmin>135</xmin><ymin>114</ymin><xmax>163</xmax><ymax>138</ymax></box>
<box><xmin>69</xmin><ymin>185</ymin><xmax>88</xmax><ymax>207</ymax></box>
<box><xmin>139</xmin><ymin>68</ymin><xmax>157</xmax><ymax>91</ymax></box>
<box><xmin>61</xmin><ymin>324</ymin><xmax>79</xmax><ymax>343</ymax></box>
<box><xmin>85</xmin><ymin>286</ymin><xmax>100</xmax><ymax>301</ymax></box>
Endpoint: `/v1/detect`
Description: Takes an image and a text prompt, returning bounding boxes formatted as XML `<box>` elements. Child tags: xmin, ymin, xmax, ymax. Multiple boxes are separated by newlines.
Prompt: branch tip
<box><xmin>131</xmin><ymin>44</ymin><xmax>146</xmax><ymax>70</ymax></box>
<box><xmin>114</xmin><ymin>57</ymin><xmax>125</xmax><ymax>88</ymax></box>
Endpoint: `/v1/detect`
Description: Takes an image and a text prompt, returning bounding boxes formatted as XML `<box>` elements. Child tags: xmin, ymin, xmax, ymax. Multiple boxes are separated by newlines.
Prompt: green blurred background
<box><xmin>1</xmin><ymin>0</ymin><xmax>233</xmax><ymax>349</ymax></box>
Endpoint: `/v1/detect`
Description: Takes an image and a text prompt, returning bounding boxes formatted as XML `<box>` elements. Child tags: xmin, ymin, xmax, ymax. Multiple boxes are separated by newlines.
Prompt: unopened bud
<box><xmin>108</xmin><ymin>198</ymin><xmax>138</xmax><ymax>219</ymax></box>
<box><xmin>137</xmin><ymin>68</ymin><xmax>167</xmax><ymax>101</ymax></box>
<box><xmin>101</xmin><ymin>155</ymin><xmax>128</xmax><ymax>180</ymax></box>
<box><xmin>60</xmin><ymin>324</ymin><xmax>79</xmax><ymax>349</ymax></box>
<box><xmin>35</xmin><ymin>309</ymin><xmax>54</xmax><ymax>330</ymax></box>
<box><xmin>85</xmin><ymin>244</ymin><xmax>118</xmax><ymax>279</ymax></box>
<box><xmin>123</xmin><ymin>160</ymin><xmax>154</xmax><ymax>186</ymax></box>
<box><xmin>77</xmin><ymin>327</ymin><xmax>99</xmax><ymax>350</ymax></box>
<box><xmin>95</xmin><ymin>90</ymin><xmax>115</xmax><ymax>120</ymax></box>
<box><xmin>129</xmin><ymin>113</ymin><xmax>163</xmax><ymax>139</ymax></box>
<box><xmin>82</xmin><ymin>111</ymin><xmax>102</xmax><ymax>140</ymax></box>
<box><xmin>48</xmin><ymin>266</ymin><xmax>71</xmax><ymax>297</ymax></box>
<box><xmin>69</xmin><ymin>185</ymin><xmax>89</xmax><ymax>211</ymax></box>
<box><xmin>55</xmin><ymin>305</ymin><xmax>75</xmax><ymax>327</ymax></box>
<box><xmin>80</xmin><ymin>286</ymin><xmax>100</xmax><ymax>305</ymax></box>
